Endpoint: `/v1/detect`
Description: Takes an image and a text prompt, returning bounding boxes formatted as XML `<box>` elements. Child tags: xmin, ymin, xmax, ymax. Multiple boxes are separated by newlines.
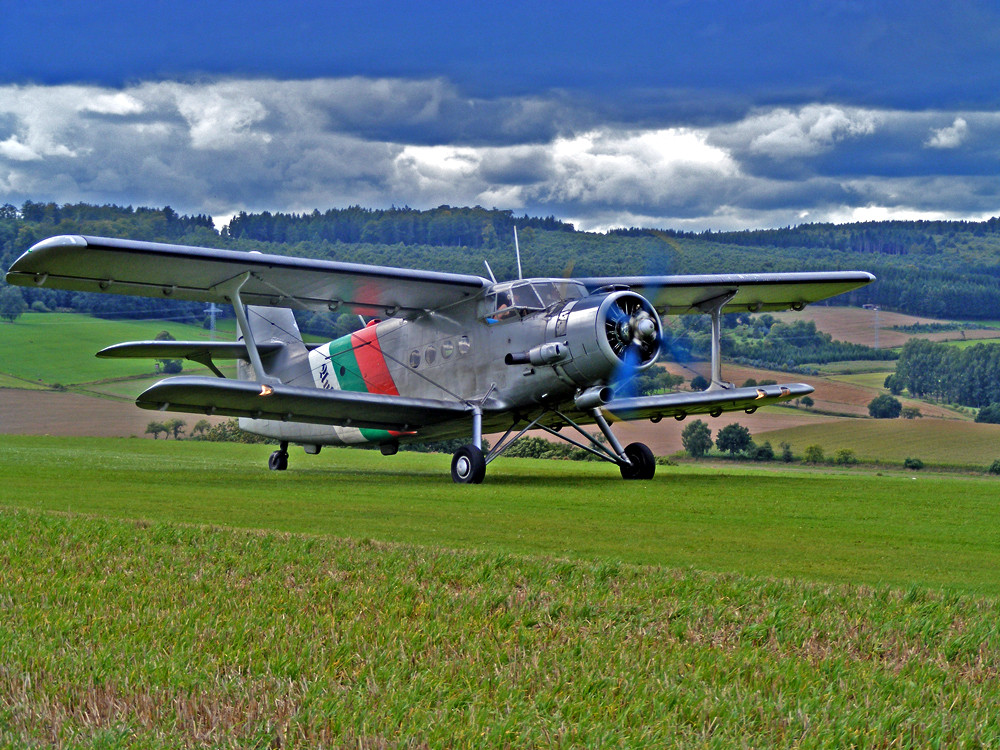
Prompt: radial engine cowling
<box><xmin>545</xmin><ymin>290</ymin><xmax>663</xmax><ymax>387</ymax></box>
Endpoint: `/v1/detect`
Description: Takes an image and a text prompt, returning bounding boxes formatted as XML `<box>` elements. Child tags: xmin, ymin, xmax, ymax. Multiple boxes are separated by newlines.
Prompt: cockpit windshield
<box><xmin>481</xmin><ymin>279</ymin><xmax>587</xmax><ymax>322</ymax></box>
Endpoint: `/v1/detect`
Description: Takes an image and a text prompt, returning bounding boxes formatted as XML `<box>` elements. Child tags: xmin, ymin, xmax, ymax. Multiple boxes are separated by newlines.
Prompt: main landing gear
<box><xmin>268</xmin><ymin>441</ymin><xmax>289</xmax><ymax>471</ymax></box>
<box><xmin>450</xmin><ymin>406</ymin><xmax>656</xmax><ymax>483</ymax></box>
<box><xmin>451</xmin><ymin>444</ymin><xmax>486</xmax><ymax>484</ymax></box>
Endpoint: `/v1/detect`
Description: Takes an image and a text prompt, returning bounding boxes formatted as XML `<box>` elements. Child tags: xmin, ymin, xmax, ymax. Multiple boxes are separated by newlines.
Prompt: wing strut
<box><xmin>214</xmin><ymin>272</ymin><xmax>278</xmax><ymax>385</ymax></box>
<box><xmin>696</xmin><ymin>290</ymin><xmax>738</xmax><ymax>390</ymax></box>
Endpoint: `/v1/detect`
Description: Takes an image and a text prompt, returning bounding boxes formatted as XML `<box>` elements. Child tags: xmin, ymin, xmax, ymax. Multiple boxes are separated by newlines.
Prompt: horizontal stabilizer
<box><xmin>137</xmin><ymin>375</ymin><xmax>472</xmax><ymax>431</ymax></box>
<box><xmin>603</xmin><ymin>382</ymin><xmax>813</xmax><ymax>422</ymax></box>
<box><xmin>97</xmin><ymin>341</ymin><xmax>285</xmax><ymax>360</ymax></box>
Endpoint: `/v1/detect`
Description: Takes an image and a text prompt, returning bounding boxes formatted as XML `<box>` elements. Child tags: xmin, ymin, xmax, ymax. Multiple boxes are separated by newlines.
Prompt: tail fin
<box><xmin>236</xmin><ymin>306</ymin><xmax>311</xmax><ymax>384</ymax></box>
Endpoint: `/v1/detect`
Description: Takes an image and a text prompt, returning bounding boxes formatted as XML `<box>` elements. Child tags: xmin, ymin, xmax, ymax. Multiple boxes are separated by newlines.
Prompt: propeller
<box><xmin>603</xmin><ymin>293</ymin><xmax>662</xmax><ymax>398</ymax></box>
<box><xmin>604</xmin><ymin>294</ymin><xmax>661</xmax><ymax>365</ymax></box>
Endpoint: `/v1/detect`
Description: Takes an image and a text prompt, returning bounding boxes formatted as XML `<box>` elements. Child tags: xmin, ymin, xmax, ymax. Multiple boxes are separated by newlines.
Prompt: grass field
<box><xmin>4</xmin><ymin>435</ymin><xmax>1000</xmax><ymax>595</ymax></box>
<box><xmin>3</xmin><ymin>437</ymin><xmax>1000</xmax><ymax>746</ymax></box>
<box><xmin>0</xmin><ymin>313</ymin><xmax>224</xmax><ymax>386</ymax></box>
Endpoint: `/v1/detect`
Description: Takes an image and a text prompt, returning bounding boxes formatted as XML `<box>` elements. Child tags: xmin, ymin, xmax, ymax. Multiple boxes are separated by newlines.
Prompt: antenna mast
<box><xmin>514</xmin><ymin>226</ymin><xmax>523</xmax><ymax>280</ymax></box>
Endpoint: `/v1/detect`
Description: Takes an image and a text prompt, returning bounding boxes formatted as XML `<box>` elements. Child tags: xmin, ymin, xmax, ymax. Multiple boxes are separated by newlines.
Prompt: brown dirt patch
<box><xmin>0</xmin><ymin>388</ymin><xmax>225</xmax><ymax>438</ymax></box>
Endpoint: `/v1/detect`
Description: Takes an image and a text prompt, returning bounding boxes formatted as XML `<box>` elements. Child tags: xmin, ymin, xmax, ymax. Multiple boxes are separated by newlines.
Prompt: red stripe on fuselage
<box><xmin>350</xmin><ymin>325</ymin><xmax>399</xmax><ymax>396</ymax></box>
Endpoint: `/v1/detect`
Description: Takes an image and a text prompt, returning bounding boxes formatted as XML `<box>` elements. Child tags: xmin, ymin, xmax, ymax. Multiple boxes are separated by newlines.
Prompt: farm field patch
<box><xmin>759</xmin><ymin>417</ymin><xmax>1000</xmax><ymax>466</ymax></box>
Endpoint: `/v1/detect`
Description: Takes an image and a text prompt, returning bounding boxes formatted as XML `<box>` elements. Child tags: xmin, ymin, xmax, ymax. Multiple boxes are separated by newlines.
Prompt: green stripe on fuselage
<box><xmin>327</xmin><ymin>332</ymin><xmax>393</xmax><ymax>442</ymax></box>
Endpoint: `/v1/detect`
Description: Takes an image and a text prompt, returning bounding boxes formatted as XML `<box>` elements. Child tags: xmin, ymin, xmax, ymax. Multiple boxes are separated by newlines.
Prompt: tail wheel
<box><xmin>268</xmin><ymin>450</ymin><xmax>288</xmax><ymax>471</ymax></box>
<box><xmin>620</xmin><ymin>442</ymin><xmax>655</xmax><ymax>480</ymax></box>
<box><xmin>451</xmin><ymin>444</ymin><xmax>486</xmax><ymax>484</ymax></box>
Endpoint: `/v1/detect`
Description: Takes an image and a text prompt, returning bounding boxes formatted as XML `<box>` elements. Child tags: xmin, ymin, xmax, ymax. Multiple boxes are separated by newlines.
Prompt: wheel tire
<box><xmin>451</xmin><ymin>444</ymin><xmax>486</xmax><ymax>484</ymax></box>
<box><xmin>268</xmin><ymin>450</ymin><xmax>288</xmax><ymax>471</ymax></box>
<box><xmin>620</xmin><ymin>442</ymin><xmax>655</xmax><ymax>480</ymax></box>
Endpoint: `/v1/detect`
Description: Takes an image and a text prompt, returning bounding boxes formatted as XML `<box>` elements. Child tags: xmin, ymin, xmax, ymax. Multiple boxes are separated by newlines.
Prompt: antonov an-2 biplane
<box><xmin>6</xmin><ymin>235</ymin><xmax>873</xmax><ymax>483</ymax></box>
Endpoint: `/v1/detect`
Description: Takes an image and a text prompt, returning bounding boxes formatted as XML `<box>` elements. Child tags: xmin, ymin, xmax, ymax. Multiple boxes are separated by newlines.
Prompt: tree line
<box><xmin>891</xmin><ymin>338</ymin><xmax>1000</xmax><ymax>408</ymax></box>
<box><xmin>4</xmin><ymin>201</ymin><xmax>1000</xmax><ymax>329</ymax></box>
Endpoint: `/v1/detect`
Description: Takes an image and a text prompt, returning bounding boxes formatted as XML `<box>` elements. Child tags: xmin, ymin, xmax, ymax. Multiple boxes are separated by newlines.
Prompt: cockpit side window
<box><xmin>511</xmin><ymin>282</ymin><xmax>542</xmax><ymax>309</ymax></box>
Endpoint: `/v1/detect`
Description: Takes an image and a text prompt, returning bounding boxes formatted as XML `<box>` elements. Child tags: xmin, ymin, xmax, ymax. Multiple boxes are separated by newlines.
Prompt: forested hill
<box><xmin>3</xmin><ymin>202</ymin><xmax>1000</xmax><ymax>324</ymax></box>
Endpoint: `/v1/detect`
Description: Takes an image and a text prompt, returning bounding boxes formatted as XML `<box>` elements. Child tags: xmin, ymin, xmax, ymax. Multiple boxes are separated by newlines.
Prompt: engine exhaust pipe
<box><xmin>575</xmin><ymin>385</ymin><xmax>614</xmax><ymax>410</ymax></box>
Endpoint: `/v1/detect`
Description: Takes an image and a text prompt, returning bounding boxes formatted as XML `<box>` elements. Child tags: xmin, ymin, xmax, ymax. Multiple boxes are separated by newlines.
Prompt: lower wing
<box><xmin>601</xmin><ymin>383</ymin><xmax>813</xmax><ymax>422</ymax></box>
<box><xmin>137</xmin><ymin>376</ymin><xmax>471</xmax><ymax>432</ymax></box>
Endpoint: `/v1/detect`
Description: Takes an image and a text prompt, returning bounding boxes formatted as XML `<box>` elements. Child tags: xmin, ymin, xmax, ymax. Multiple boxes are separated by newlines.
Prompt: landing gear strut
<box><xmin>268</xmin><ymin>441</ymin><xmax>289</xmax><ymax>471</ymax></box>
<box><xmin>477</xmin><ymin>406</ymin><xmax>657</xmax><ymax>482</ymax></box>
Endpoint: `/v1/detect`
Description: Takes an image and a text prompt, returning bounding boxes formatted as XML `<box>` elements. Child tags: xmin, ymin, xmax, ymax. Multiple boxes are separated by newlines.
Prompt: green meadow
<box><xmin>3</xmin><ymin>436</ymin><xmax>1000</xmax><ymax>747</ymax></box>
<box><xmin>0</xmin><ymin>313</ymin><xmax>226</xmax><ymax>386</ymax></box>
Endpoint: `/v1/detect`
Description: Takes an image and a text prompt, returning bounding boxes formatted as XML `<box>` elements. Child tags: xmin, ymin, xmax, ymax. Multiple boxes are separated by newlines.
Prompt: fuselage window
<box><xmin>441</xmin><ymin>339</ymin><xmax>455</xmax><ymax>359</ymax></box>
<box><xmin>424</xmin><ymin>345</ymin><xmax>437</xmax><ymax>365</ymax></box>
<box><xmin>409</xmin><ymin>349</ymin><xmax>420</xmax><ymax>368</ymax></box>
<box><xmin>457</xmin><ymin>336</ymin><xmax>471</xmax><ymax>356</ymax></box>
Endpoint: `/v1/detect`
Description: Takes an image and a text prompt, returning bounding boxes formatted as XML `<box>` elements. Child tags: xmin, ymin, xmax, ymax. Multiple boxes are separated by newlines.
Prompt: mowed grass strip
<box><xmin>3</xmin><ymin>436</ymin><xmax>1000</xmax><ymax>596</ymax></box>
<box><xmin>2</xmin><ymin>509</ymin><xmax>1000</xmax><ymax>748</ymax></box>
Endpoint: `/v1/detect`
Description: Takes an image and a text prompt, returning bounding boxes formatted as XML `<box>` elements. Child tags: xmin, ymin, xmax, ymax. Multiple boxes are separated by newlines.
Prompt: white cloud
<box><xmin>716</xmin><ymin>104</ymin><xmax>879</xmax><ymax>159</ymax></box>
<box><xmin>925</xmin><ymin>117</ymin><xmax>969</xmax><ymax>148</ymax></box>
<box><xmin>0</xmin><ymin>78</ymin><xmax>997</xmax><ymax>231</ymax></box>
<box><xmin>0</xmin><ymin>137</ymin><xmax>40</xmax><ymax>161</ymax></box>
<box><xmin>81</xmin><ymin>93</ymin><xmax>145</xmax><ymax>116</ymax></box>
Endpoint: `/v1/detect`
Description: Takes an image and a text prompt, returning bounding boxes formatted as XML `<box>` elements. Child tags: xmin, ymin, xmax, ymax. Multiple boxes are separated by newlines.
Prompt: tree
<box><xmin>715</xmin><ymin>423</ymin><xmax>752</xmax><ymax>456</ymax></box>
<box><xmin>901</xmin><ymin>406</ymin><xmax>922</xmax><ymax>419</ymax></box>
<box><xmin>145</xmin><ymin>421</ymin><xmax>167</xmax><ymax>439</ymax></box>
<box><xmin>154</xmin><ymin>329</ymin><xmax>182</xmax><ymax>374</ymax></box>
<box><xmin>0</xmin><ymin>286</ymin><xmax>27</xmax><ymax>323</ymax></box>
<box><xmin>780</xmin><ymin>442</ymin><xmax>794</xmax><ymax>463</ymax></box>
<box><xmin>164</xmin><ymin>418</ymin><xmax>186</xmax><ymax>439</ymax></box>
<box><xmin>835</xmin><ymin>448</ymin><xmax>858</xmax><ymax>465</ymax></box>
<box><xmin>191</xmin><ymin>419</ymin><xmax>212</xmax><ymax>437</ymax></box>
<box><xmin>976</xmin><ymin>403</ymin><xmax>1000</xmax><ymax>424</ymax></box>
<box><xmin>750</xmin><ymin>441</ymin><xmax>774</xmax><ymax>461</ymax></box>
<box><xmin>884</xmin><ymin>373</ymin><xmax>904</xmax><ymax>395</ymax></box>
<box><xmin>800</xmin><ymin>395</ymin><xmax>814</xmax><ymax>409</ymax></box>
<box><xmin>690</xmin><ymin>374</ymin><xmax>709</xmax><ymax>391</ymax></box>
<box><xmin>868</xmin><ymin>394</ymin><xmax>902</xmax><ymax>419</ymax></box>
<box><xmin>803</xmin><ymin>445</ymin><xmax>825</xmax><ymax>464</ymax></box>
<box><xmin>681</xmin><ymin>419</ymin><xmax>712</xmax><ymax>458</ymax></box>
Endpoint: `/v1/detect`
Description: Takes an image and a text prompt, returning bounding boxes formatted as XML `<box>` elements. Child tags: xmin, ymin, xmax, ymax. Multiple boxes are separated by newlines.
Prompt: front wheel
<box><xmin>451</xmin><ymin>444</ymin><xmax>486</xmax><ymax>484</ymax></box>
<box><xmin>620</xmin><ymin>442</ymin><xmax>655</xmax><ymax>480</ymax></box>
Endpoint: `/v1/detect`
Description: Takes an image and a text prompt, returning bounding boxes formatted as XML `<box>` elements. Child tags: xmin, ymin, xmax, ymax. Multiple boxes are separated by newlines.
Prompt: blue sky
<box><xmin>2</xmin><ymin>0</ymin><xmax>999</xmax><ymax>231</ymax></box>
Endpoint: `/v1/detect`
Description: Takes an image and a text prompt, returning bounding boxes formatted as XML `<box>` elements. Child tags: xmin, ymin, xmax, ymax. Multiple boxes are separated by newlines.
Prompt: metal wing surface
<box><xmin>137</xmin><ymin>376</ymin><xmax>472</xmax><ymax>431</ymax></box>
<box><xmin>5</xmin><ymin>235</ymin><xmax>490</xmax><ymax>317</ymax></box>
<box><xmin>602</xmin><ymin>383</ymin><xmax>813</xmax><ymax>422</ymax></box>
<box><xmin>578</xmin><ymin>271</ymin><xmax>875</xmax><ymax>314</ymax></box>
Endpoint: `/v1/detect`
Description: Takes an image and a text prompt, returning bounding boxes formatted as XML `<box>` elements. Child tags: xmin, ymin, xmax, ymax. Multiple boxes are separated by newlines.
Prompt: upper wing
<box><xmin>137</xmin><ymin>375</ymin><xmax>472</xmax><ymax>431</ymax></box>
<box><xmin>601</xmin><ymin>382</ymin><xmax>813</xmax><ymax>422</ymax></box>
<box><xmin>5</xmin><ymin>235</ymin><xmax>490</xmax><ymax>317</ymax></box>
<box><xmin>578</xmin><ymin>271</ymin><xmax>875</xmax><ymax>314</ymax></box>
